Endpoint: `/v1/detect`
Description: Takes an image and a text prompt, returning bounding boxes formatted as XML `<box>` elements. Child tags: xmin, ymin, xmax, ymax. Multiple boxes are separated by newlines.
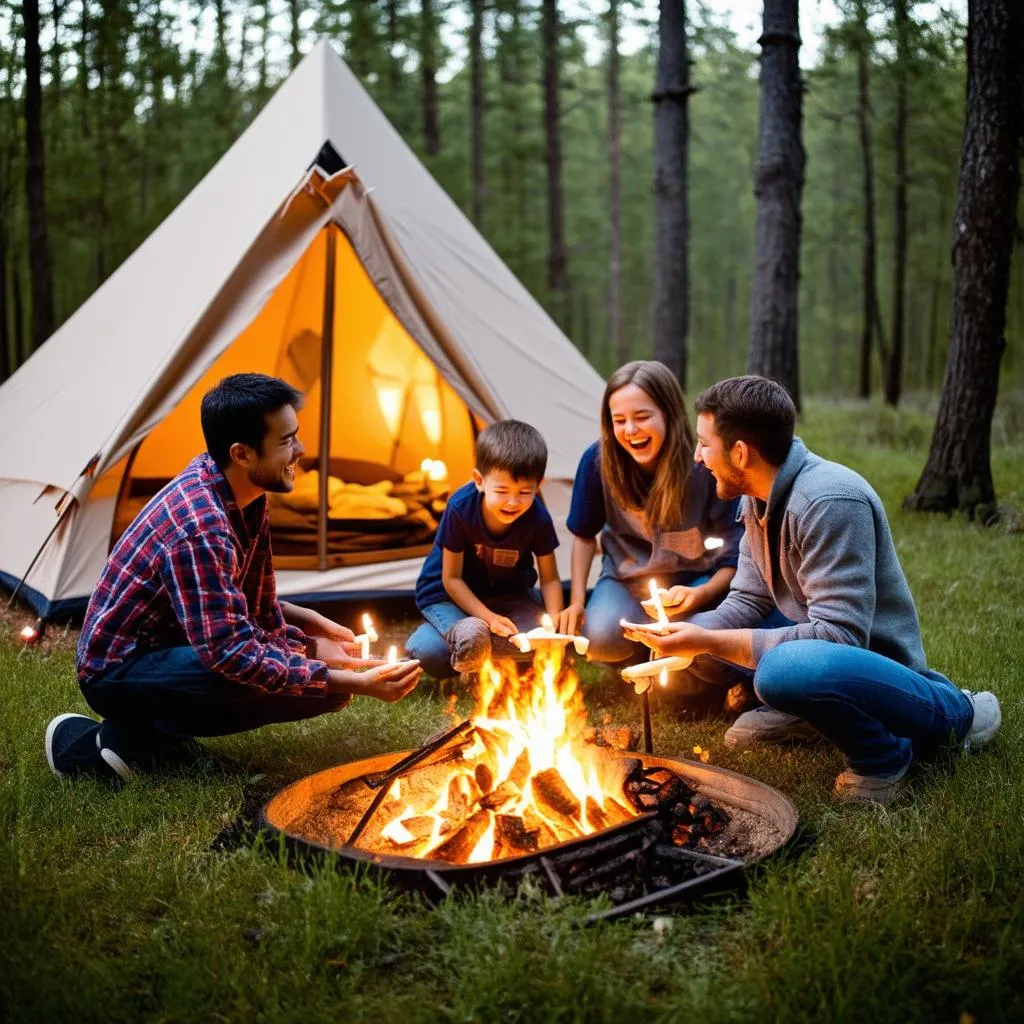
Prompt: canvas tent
<box><xmin>0</xmin><ymin>40</ymin><xmax>604</xmax><ymax>619</ymax></box>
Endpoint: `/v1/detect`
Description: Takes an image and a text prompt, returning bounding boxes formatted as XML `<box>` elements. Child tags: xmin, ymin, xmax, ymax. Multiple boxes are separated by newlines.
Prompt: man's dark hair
<box><xmin>201</xmin><ymin>373</ymin><xmax>303</xmax><ymax>469</ymax></box>
<box><xmin>475</xmin><ymin>420</ymin><xmax>548</xmax><ymax>482</ymax></box>
<box><xmin>694</xmin><ymin>375</ymin><xmax>796</xmax><ymax>467</ymax></box>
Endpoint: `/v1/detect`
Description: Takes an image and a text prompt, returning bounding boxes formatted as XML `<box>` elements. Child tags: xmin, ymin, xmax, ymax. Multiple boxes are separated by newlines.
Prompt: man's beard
<box><xmin>714</xmin><ymin>465</ymin><xmax>745</xmax><ymax>501</ymax></box>
<box><xmin>248</xmin><ymin>463</ymin><xmax>293</xmax><ymax>494</ymax></box>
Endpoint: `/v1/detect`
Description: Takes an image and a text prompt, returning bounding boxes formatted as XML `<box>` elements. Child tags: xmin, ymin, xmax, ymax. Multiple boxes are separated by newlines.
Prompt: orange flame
<box><xmin>370</xmin><ymin>644</ymin><xmax>635</xmax><ymax>863</ymax></box>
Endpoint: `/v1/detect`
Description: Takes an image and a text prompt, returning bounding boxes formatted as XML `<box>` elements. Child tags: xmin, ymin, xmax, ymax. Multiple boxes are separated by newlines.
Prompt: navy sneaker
<box><xmin>45</xmin><ymin>713</ymin><xmax>135</xmax><ymax>781</ymax></box>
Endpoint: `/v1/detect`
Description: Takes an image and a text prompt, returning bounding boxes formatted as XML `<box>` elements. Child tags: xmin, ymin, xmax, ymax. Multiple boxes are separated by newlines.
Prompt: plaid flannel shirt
<box><xmin>77</xmin><ymin>453</ymin><xmax>328</xmax><ymax>696</ymax></box>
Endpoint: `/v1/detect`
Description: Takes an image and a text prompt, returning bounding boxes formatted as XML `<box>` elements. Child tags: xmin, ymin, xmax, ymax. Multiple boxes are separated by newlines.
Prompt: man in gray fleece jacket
<box><xmin>624</xmin><ymin>375</ymin><xmax>1001</xmax><ymax>805</ymax></box>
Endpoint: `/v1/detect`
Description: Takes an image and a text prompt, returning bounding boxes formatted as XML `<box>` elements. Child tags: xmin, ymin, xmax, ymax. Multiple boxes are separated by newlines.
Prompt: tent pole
<box><xmin>317</xmin><ymin>227</ymin><xmax>337</xmax><ymax>572</ymax></box>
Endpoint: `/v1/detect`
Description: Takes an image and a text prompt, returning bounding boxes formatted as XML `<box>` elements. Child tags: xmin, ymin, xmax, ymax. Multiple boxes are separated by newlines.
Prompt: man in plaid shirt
<box><xmin>46</xmin><ymin>374</ymin><xmax>421</xmax><ymax>780</ymax></box>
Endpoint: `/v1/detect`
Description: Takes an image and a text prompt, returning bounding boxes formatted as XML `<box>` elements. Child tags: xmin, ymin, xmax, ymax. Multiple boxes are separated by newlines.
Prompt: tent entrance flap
<box><xmin>111</xmin><ymin>223</ymin><xmax>476</xmax><ymax>570</ymax></box>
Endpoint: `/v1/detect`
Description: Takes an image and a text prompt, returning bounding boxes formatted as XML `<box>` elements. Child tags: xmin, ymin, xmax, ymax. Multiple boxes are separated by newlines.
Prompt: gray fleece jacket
<box><xmin>691</xmin><ymin>438</ymin><xmax>929</xmax><ymax>671</ymax></box>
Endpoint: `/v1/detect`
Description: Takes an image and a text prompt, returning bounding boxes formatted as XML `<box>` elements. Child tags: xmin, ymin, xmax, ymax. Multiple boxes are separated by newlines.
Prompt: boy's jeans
<box><xmin>405</xmin><ymin>592</ymin><xmax>546</xmax><ymax>680</ymax></box>
<box><xmin>81</xmin><ymin>646</ymin><xmax>350</xmax><ymax>763</ymax></box>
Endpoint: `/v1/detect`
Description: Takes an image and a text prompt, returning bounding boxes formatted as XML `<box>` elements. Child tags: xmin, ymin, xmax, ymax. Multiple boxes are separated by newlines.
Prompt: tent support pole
<box><xmin>317</xmin><ymin>226</ymin><xmax>337</xmax><ymax>572</ymax></box>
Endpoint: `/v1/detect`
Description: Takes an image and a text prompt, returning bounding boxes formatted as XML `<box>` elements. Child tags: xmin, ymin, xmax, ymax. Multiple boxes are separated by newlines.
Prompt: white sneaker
<box><xmin>723</xmin><ymin>707</ymin><xmax>819</xmax><ymax>749</ymax></box>
<box><xmin>961</xmin><ymin>690</ymin><xmax>1001</xmax><ymax>749</ymax></box>
<box><xmin>834</xmin><ymin>763</ymin><xmax>909</xmax><ymax>806</ymax></box>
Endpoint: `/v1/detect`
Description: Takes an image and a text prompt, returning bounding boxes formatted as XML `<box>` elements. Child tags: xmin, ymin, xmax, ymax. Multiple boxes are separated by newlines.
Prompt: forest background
<box><xmin>2</xmin><ymin>0</ymin><xmax>1022</xmax><ymax>403</ymax></box>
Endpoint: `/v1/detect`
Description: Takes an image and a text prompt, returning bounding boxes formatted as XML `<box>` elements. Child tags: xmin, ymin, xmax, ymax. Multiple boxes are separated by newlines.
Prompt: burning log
<box><xmin>509</xmin><ymin>749</ymin><xmax>532</xmax><ymax>790</ymax></box>
<box><xmin>669</xmin><ymin>794</ymin><xmax>732</xmax><ymax>848</ymax></box>
<box><xmin>479</xmin><ymin>780</ymin><xmax>521</xmax><ymax>811</ymax></box>
<box><xmin>494</xmin><ymin>814</ymin><xmax>539</xmax><ymax>855</ymax></box>
<box><xmin>583</xmin><ymin>725</ymin><xmax>641</xmax><ymax>752</ymax></box>
<box><xmin>474</xmin><ymin>763</ymin><xmax>494</xmax><ymax>794</ymax></box>
<box><xmin>522</xmin><ymin>807</ymin><xmax>563</xmax><ymax>848</ymax></box>
<box><xmin>429</xmin><ymin>810</ymin><xmax>491</xmax><ymax>863</ymax></box>
<box><xmin>585</xmin><ymin>797</ymin><xmax>610</xmax><ymax>831</ymax></box>
<box><xmin>622</xmin><ymin>766</ymin><xmax>695</xmax><ymax>813</ymax></box>
<box><xmin>380</xmin><ymin>814</ymin><xmax>436</xmax><ymax>848</ymax></box>
<box><xmin>531</xmin><ymin>767</ymin><xmax>582</xmax><ymax>824</ymax></box>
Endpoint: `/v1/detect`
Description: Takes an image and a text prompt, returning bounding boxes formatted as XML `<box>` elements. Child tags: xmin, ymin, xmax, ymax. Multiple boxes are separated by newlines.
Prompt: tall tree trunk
<box><xmin>13</xmin><ymin>256</ymin><xmax>25</xmax><ymax>365</ymax></box>
<box><xmin>607</xmin><ymin>0</ymin><xmax>624</xmax><ymax>364</ymax></box>
<box><xmin>421</xmin><ymin>0</ymin><xmax>441</xmax><ymax>156</ymax></box>
<box><xmin>904</xmin><ymin>0</ymin><xmax>1023</xmax><ymax>519</ymax></box>
<box><xmin>885</xmin><ymin>0</ymin><xmax>910</xmax><ymax>406</ymax></box>
<box><xmin>828</xmin><ymin>114</ymin><xmax>844</xmax><ymax>393</ymax></box>
<box><xmin>469</xmin><ymin>0</ymin><xmax>485</xmax><ymax>225</ymax></box>
<box><xmin>746</xmin><ymin>0</ymin><xmax>804</xmax><ymax>409</ymax></box>
<box><xmin>257</xmin><ymin>0</ymin><xmax>270</xmax><ymax>97</ymax></box>
<box><xmin>22</xmin><ymin>0</ymin><xmax>55</xmax><ymax>350</ymax></box>
<box><xmin>542</xmin><ymin>0</ymin><xmax>568</xmax><ymax>320</ymax></box>
<box><xmin>288</xmin><ymin>0</ymin><xmax>302</xmax><ymax>69</ymax></box>
<box><xmin>651</xmin><ymin>0</ymin><xmax>692</xmax><ymax>386</ymax></box>
<box><xmin>724</xmin><ymin>273</ymin><xmax>737</xmax><ymax>369</ymax></box>
<box><xmin>854</xmin><ymin>1</ymin><xmax>884</xmax><ymax>400</ymax></box>
<box><xmin>0</xmin><ymin>214</ymin><xmax>10</xmax><ymax>382</ymax></box>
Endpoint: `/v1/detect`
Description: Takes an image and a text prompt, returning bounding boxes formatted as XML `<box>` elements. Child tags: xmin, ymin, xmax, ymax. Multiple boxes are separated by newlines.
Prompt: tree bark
<box><xmin>288</xmin><ymin>0</ymin><xmax>302</xmax><ymax>69</ymax></box>
<box><xmin>746</xmin><ymin>0</ymin><xmax>804</xmax><ymax>409</ymax></box>
<box><xmin>828</xmin><ymin>114</ymin><xmax>844</xmax><ymax>393</ymax></box>
<box><xmin>651</xmin><ymin>0</ymin><xmax>691</xmax><ymax>386</ymax></box>
<box><xmin>13</xmin><ymin>255</ymin><xmax>25</xmax><ymax>365</ymax></box>
<box><xmin>885</xmin><ymin>0</ymin><xmax>910</xmax><ymax>406</ymax></box>
<box><xmin>421</xmin><ymin>0</ymin><xmax>441</xmax><ymax>156</ymax></box>
<box><xmin>469</xmin><ymin>0</ymin><xmax>485</xmax><ymax>225</ymax></box>
<box><xmin>904</xmin><ymin>0</ymin><xmax>1023</xmax><ymax>520</ymax></box>
<box><xmin>0</xmin><ymin>213</ymin><xmax>10</xmax><ymax>382</ymax></box>
<box><xmin>854</xmin><ymin>2</ymin><xmax>883</xmax><ymax>400</ymax></box>
<box><xmin>22</xmin><ymin>0</ymin><xmax>56</xmax><ymax>350</ymax></box>
<box><xmin>542</xmin><ymin>0</ymin><xmax>568</xmax><ymax>320</ymax></box>
<box><xmin>607</xmin><ymin>0</ymin><xmax>624</xmax><ymax>364</ymax></box>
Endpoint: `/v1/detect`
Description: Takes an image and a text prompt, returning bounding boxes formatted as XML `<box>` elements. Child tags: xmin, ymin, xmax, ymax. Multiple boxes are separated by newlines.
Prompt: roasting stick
<box><xmin>347</xmin><ymin>719</ymin><xmax>475</xmax><ymax>846</ymax></box>
<box><xmin>641</xmin><ymin>649</ymin><xmax>655</xmax><ymax>754</ymax></box>
<box><xmin>633</xmin><ymin>580</ymin><xmax>671</xmax><ymax>755</ymax></box>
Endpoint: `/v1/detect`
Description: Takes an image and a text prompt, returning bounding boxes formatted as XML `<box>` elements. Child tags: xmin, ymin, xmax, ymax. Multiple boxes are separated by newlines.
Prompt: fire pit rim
<box><xmin>259</xmin><ymin>746</ymin><xmax>799</xmax><ymax>874</ymax></box>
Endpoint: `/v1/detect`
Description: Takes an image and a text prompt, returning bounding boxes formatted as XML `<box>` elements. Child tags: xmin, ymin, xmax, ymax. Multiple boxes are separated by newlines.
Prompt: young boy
<box><xmin>405</xmin><ymin>420</ymin><xmax>563</xmax><ymax>679</ymax></box>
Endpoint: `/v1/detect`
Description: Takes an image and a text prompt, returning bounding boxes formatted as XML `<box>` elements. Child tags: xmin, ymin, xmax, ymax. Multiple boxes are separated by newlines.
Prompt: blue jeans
<box><xmin>405</xmin><ymin>592</ymin><xmax>545</xmax><ymax>680</ymax></box>
<box><xmin>753</xmin><ymin>639</ymin><xmax>972</xmax><ymax>776</ymax></box>
<box><xmin>81</xmin><ymin>646</ymin><xmax>350</xmax><ymax>761</ymax></box>
<box><xmin>583</xmin><ymin>567</ymin><xmax>714</xmax><ymax>664</ymax></box>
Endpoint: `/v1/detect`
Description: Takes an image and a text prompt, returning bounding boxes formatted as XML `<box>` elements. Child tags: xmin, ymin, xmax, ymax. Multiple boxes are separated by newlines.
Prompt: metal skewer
<box><xmin>347</xmin><ymin>719</ymin><xmax>475</xmax><ymax>846</ymax></box>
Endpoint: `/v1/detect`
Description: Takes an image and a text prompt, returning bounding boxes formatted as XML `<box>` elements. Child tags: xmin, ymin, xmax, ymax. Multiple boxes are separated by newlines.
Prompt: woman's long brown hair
<box><xmin>599</xmin><ymin>360</ymin><xmax>694</xmax><ymax>532</ymax></box>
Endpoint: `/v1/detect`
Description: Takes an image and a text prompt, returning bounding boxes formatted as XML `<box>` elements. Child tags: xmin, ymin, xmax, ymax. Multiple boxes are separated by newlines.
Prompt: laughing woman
<box><xmin>556</xmin><ymin>360</ymin><xmax>743</xmax><ymax>668</ymax></box>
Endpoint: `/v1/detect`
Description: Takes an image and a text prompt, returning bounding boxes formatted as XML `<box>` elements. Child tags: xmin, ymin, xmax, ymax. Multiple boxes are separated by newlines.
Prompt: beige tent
<box><xmin>0</xmin><ymin>40</ymin><xmax>604</xmax><ymax>618</ymax></box>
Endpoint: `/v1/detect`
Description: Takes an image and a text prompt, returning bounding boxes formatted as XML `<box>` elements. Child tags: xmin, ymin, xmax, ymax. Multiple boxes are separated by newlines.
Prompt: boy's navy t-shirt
<box><xmin>416</xmin><ymin>481</ymin><xmax>559</xmax><ymax>610</ymax></box>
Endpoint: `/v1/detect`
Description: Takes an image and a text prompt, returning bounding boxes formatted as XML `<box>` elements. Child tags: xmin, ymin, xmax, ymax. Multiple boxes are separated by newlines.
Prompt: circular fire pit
<box><xmin>261</xmin><ymin>746</ymin><xmax>798</xmax><ymax>920</ymax></box>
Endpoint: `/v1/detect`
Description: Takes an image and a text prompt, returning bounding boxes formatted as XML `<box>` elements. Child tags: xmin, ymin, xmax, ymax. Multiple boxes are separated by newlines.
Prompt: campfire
<box><xmin>261</xmin><ymin>639</ymin><xmax>798</xmax><ymax>917</ymax></box>
<box><xmin>372</xmin><ymin>644</ymin><xmax>644</xmax><ymax>863</ymax></box>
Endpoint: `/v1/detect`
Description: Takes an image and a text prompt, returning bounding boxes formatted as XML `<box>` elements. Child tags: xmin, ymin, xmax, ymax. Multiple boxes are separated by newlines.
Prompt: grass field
<box><xmin>2</xmin><ymin>397</ymin><xmax>1023</xmax><ymax>1023</ymax></box>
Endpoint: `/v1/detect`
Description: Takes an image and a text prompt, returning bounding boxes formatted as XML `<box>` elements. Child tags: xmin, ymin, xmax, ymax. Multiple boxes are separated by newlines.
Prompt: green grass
<box><xmin>3</xmin><ymin>398</ymin><xmax>1023</xmax><ymax>1023</ymax></box>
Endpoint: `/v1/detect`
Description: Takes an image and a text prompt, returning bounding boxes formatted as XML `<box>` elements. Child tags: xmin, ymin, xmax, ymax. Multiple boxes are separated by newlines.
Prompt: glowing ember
<box><xmin>368</xmin><ymin>645</ymin><xmax>637</xmax><ymax>864</ymax></box>
<box><xmin>19</xmin><ymin>626</ymin><xmax>38</xmax><ymax>643</ymax></box>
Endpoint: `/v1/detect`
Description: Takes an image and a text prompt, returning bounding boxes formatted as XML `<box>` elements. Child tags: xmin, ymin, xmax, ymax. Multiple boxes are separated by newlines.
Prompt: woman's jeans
<box><xmin>583</xmin><ymin>567</ymin><xmax>718</xmax><ymax>664</ymax></box>
<box><xmin>81</xmin><ymin>646</ymin><xmax>349</xmax><ymax>762</ymax></box>
<box><xmin>405</xmin><ymin>591</ymin><xmax>545</xmax><ymax>680</ymax></box>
